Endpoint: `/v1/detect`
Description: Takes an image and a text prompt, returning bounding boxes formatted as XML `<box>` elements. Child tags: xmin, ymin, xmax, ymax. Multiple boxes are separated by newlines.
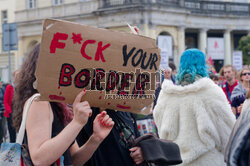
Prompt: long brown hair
<box><xmin>237</xmin><ymin>67</ymin><xmax>250</xmax><ymax>83</ymax></box>
<box><xmin>246</xmin><ymin>90</ymin><xmax>250</xmax><ymax>99</ymax></box>
<box><xmin>12</xmin><ymin>43</ymin><xmax>73</xmax><ymax>131</ymax></box>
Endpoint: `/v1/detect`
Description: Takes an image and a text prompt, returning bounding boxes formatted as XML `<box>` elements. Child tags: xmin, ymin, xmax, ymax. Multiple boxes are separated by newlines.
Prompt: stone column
<box><xmin>16</xmin><ymin>37</ymin><xmax>24</xmax><ymax>69</ymax></box>
<box><xmin>148</xmin><ymin>25</ymin><xmax>157</xmax><ymax>39</ymax></box>
<box><xmin>199</xmin><ymin>28</ymin><xmax>207</xmax><ymax>54</ymax></box>
<box><xmin>224</xmin><ymin>29</ymin><xmax>232</xmax><ymax>65</ymax></box>
<box><xmin>176</xmin><ymin>26</ymin><xmax>185</xmax><ymax>68</ymax></box>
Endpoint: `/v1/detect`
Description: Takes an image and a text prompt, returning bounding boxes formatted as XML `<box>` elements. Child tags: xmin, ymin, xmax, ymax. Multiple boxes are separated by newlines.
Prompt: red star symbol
<box><xmin>71</xmin><ymin>33</ymin><xmax>83</xmax><ymax>44</ymax></box>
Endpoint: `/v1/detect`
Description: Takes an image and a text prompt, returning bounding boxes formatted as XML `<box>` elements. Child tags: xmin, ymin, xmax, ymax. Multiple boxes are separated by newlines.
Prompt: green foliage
<box><xmin>238</xmin><ymin>36</ymin><xmax>250</xmax><ymax>65</ymax></box>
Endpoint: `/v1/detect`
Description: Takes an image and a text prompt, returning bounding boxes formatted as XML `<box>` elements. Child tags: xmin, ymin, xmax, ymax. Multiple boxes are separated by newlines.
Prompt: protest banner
<box><xmin>35</xmin><ymin>19</ymin><xmax>160</xmax><ymax>113</ymax></box>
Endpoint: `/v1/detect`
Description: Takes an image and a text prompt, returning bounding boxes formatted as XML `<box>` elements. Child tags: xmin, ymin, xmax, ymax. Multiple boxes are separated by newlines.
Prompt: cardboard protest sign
<box><xmin>35</xmin><ymin>19</ymin><xmax>160</xmax><ymax>113</ymax></box>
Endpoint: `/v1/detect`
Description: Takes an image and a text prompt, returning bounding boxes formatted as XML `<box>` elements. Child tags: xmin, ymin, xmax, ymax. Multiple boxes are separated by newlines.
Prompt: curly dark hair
<box><xmin>12</xmin><ymin>43</ymin><xmax>73</xmax><ymax>131</ymax></box>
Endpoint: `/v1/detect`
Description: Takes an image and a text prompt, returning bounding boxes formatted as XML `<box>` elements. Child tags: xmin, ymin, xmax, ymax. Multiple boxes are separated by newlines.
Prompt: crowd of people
<box><xmin>155</xmin><ymin>51</ymin><xmax>249</xmax><ymax>166</ymax></box>
<box><xmin>0</xmin><ymin>77</ymin><xmax>16</xmax><ymax>145</ymax></box>
<box><xmin>0</xmin><ymin>28</ymin><xmax>249</xmax><ymax>166</ymax></box>
<box><xmin>160</xmin><ymin>58</ymin><xmax>249</xmax><ymax>120</ymax></box>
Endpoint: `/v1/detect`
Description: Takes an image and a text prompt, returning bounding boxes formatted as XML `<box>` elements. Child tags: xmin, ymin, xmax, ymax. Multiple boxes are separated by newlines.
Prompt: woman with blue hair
<box><xmin>153</xmin><ymin>49</ymin><xmax>235</xmax><ymax>166</ymax></box>
<box><xmin>176</xmin><ymin>49</ymin><xmax>208</xmax><ymax>85</ymax></box>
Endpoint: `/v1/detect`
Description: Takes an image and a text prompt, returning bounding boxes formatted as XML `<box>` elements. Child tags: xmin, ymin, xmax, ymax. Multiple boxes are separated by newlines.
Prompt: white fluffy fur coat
<box><xmin>153</xmin><ymin>78</ymin><xmax>236</xmax><ymax>166</ymax></box>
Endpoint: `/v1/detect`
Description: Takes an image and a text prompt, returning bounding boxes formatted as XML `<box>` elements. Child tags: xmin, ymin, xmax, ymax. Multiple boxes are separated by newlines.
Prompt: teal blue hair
<box><xmin>176</xmin><ymin>49</ymin><xmax>208</xmax><ymax>83</ymax></box>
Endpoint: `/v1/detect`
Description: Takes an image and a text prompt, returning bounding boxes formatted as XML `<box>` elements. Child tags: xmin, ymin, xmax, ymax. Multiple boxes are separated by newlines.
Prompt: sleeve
<box><xmin>153</xmin><ymin>88</ymin><xmax>179</xmax><ymax>140</ymax></box>
<box><xmin>203</xmin><ymin>86</ymin><xmax>236</xmax><ymax>153</ymax></box>
<box><xmin>231</xmin><ymin>86</ymin><xmax>240</xmax><ymax>108</ymax></box>
<box><xmin>3</xmin><ymin>84</ymin><xmax>13</xmax><ymax>118</ymax></box>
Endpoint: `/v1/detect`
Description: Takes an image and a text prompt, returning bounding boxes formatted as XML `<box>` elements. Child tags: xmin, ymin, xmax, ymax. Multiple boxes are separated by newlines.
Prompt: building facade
<box><xmin>0</xmin><ymin>0</ymin><xmax>17</xmax><ymax>82</ymax></box>
<box><xmin>14</xmin><ymin>0</ymin><xmax>250</xmax><ymax>72</ymax></box>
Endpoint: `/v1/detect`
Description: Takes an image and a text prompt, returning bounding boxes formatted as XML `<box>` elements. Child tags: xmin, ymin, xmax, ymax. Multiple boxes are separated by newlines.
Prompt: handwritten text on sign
<box><xmin>36</xmin><ymin>19</ymin><xmax>160</xmax><ymax>113</ymax></box>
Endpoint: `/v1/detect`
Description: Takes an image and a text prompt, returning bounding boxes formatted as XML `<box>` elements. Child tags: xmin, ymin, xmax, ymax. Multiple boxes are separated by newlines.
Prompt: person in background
<box><xmin>209</xmin><ymin>72</ymin><xmax>219</xmax><ymax>85</ymax></box>
<box><xmin>218</xmin><ymin>75</ymin><xmax>225</xmax><ymax>88</ymax></box>
<box><xmin>153</xmin><ymin>67</ymin><xmax>172</xmax><ymax>109</ymax></box>
<box><xmin>169</xmin><ymin>62</ymin><xmax>177</xmax><ymax>84</ymax></box>
<box><xmin>219</xmin><ymin>65</ymin><xmax>238</xmax><ymax>104</ymax></box>
<box><xmin>163</xmin><ymin>67</ymin><xmax>172</xmax><ymax>81</ymax></box>
<box><xmin>154</xmin><ymin>49</ymin><xmax>235</xmax><ymax>166</ymax></box>
<box><xmin>225</xmin><ymin>90</ymin><xmax>250</xmax><ymax>165</ymax></box>
<box><xmin>242</xmin><ymin>90</ymin><xmax>250</xmax><ymax>113</ymax></box>
<box><xmin>0</xmin><ymin>81</ymin><xmax>6</xmax><ymax>145</ymax></box>
<box><xmin>3</xmin><ymin>82</ymin><xmax>16</xmax><ymax>143</ymax></box>
<box><xmin>231</xmin><ymin>67</ymin><xmax>250</xmax><ymax>118</ymax></box>
<box><xmin>3</xmin><ymin>70</ymin><xmax>19</xmax><ymax>143</ymax></box>
<box><xmin>153</xmin><ymin>73</ymin><xmax>161</xmax><ymax>109</ymax></box>
<box><xmin>206</xmin><ymin>57</ymin><xmax>217</xmax><ymax>74</ymax></box>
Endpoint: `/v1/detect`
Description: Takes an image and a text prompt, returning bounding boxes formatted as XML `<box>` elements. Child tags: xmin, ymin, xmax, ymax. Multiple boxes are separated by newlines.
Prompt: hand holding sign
<box><xmin>127</xmin><ymin>23</ymin><xmax>140</xmax><ymax>35</ymax></box>
<box><xmin>133</xmin><ymin>27</ymin><xmax>140</xmax><ymax>35</ymax></box>
<box><xmin>72</xmin><ymin>90</ymin><xmax>92</xmax><ymax>126</ymax></box>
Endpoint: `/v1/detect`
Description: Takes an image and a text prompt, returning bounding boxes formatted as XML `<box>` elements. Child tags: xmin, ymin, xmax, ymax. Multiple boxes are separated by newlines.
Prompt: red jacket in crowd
<box><xmin>3</xmin><ymin>84</ymin><xmax>13</xmax><ymax>118</ymax></box>
<box><xmin>222</xmin><ymin>80</ymin><xmax>238</xmax><ymax>104</ymax></box>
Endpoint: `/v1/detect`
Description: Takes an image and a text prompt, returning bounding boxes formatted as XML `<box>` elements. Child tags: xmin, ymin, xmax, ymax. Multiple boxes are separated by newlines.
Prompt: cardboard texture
<box><xmin>35</xmin><ymin>19</ymin><xmax>161</xmax><ymax>113</ymax></box>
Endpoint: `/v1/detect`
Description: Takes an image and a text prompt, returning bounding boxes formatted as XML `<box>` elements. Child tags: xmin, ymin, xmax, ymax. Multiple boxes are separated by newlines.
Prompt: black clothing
<box><xmin>226</xmin><ymin>108</ymin><xmax>250</xmax><ymax>166</ymax></box>
<box><xmin>50</xmin><ymin>103</ymin><xmax>73</xmax><ymax>165</ymax></box>
<box><xmin>77</xmin><ymin>108</ymin><xmax>140</xmax><ymax>166</ymax></box>
<box><xmin>153</xmin><ymin>86</ymin><xmax>161</xmax><ymax>109</ymax></box>
<box><xmin>0</xmin><ymin>84</ymin><xmax>8</xmax><ymax>144</ymax></box>
<box><xmin>7</xmin><ymin>113</ymin><xmax>16</xmax><ymax>142</ymax></box>
<box><xmin>0</xmin><ymin>84</ymin><xmax>8</xmax><ymax>117</ymax></box>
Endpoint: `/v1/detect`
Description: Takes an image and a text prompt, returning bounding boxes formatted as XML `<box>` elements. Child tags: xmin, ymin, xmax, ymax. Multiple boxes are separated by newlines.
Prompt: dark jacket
<box><xmin>225</xmin><ymin>108</ymin><xmax>250</xmax><ymax>166</ymax></box>
<box><xmin>0</xmin><ymin>84</ymin><xmax>8</xmax><ymax>117</ymax></box>
<box><xmin>77</xmin><ymin>108</ymin><xmax>140</xmax><ymax>166</ymax></box>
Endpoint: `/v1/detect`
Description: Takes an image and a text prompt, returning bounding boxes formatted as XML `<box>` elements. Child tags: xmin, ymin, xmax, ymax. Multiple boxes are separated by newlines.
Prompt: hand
<box><xmin>232</xmin><ymin>107</ymin><xmax>236</xmax><ymax>115</ymax></box>
<box><xmin>92</xmin><ymin>111</ymin><xmax>114</xmax><ymax>143</ymax></box>
<box><xmin>129</xmin><ymin>146</ymin><xmax>144</xmax><ymax>165</ymax></box>
<box><xmin>238</xmin><ymin>104</ymin><xmax>243</xmax><ymax>114</ymax></box>
<box><xmin>133</xmin><ymin>26</ymin><xmax>140</xmax><ymax>35</ymax></box>
<box><xmin>72</xmin><ymin>90</ymin><xmax>92</xmax><ymax>126</ymax></box>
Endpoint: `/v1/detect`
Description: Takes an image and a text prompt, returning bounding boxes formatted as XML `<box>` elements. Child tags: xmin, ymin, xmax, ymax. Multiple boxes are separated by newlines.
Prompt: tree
<box><xmin>238</xmin><ymin>36</ymin><xmax>250</xmax><ymax>65</ymax></box>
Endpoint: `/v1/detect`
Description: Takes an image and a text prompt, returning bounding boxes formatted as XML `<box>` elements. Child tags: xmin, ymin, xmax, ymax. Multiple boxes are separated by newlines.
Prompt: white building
<box><xmin>0</xmin><ymin>0</ymin><xmax>17</xmax><ymax>82</ymax></box>
<box><xmin>14</xmin><ymin>0</ymin><xmax>250</xmax><ymax>72</ymax></box>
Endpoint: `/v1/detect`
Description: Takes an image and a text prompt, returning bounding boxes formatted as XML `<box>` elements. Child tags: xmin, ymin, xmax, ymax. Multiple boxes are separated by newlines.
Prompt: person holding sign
<box><xmin>12</xmin><ymin>43</ymin><xmax>115</xmax><ymax>166</ymax></box>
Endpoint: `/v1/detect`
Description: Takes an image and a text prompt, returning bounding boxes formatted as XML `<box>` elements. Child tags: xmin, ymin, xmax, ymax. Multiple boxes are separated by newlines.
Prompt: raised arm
<box><xmin>26</xmin><ymin>90</ymin><xmax>92</xmax><ymax>165</ymax></box>
<box><xmin>70</xmin><ymin>111</ymin><xmax>114</xmax><ymax>166</ymax></box>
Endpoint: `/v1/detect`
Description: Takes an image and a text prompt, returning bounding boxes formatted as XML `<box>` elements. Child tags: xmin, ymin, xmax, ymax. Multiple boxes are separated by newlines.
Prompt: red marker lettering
<box><xmin>94</xmin><ymin>41</ymin><xmax>111</xmax><ymax>62</ymax></box>
<box><xmin>50</xmin><ymin>32</ymin><xmax>68</xmax><ymax>53</ymax></box>
<box><xmin>133</xmin><ymin>74</ymin><xmax>149</xmax><ymax>97</ymax></box>
<box><xmin>49</xmin><ymin>95</ymin><xmax>65</xmax><ymax>101</ymax></box>
<box><xmin>59</xmin><ymin>63</ymin><xmax>75</xmax><ymax>86</ymax></box>
<box><xmin>81</xmin><ymin>40</ymin><xmax>96</xmax><ymax>60</ymax></box>
<box><xmin>116</xmin><ymin>104</ymin><xmax>131</xmax><ymax>110</ymax></box>
<box><xmin>106</xmin><ymin>71</ymin><xmax>119</xmax><ymax>92</ymax></box>
<box><xmin>118</xmin><ymin>73</ymin><xmax>133</xmax><ymax>96</ymax></box>
<box><xmin>74</xmin><ymin>69</ymin><xmax>90</xmax><ymax>88</ymax></box>
<box><xmin>91</xmin><ymin>69</ymin><xmax>105</xmax><ymax>90</ymax></box>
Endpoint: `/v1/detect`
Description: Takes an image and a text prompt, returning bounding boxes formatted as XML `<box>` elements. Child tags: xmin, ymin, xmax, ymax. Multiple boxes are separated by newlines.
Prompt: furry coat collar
<box><xmin>153</xmin><ymin>78</ymin><xmax>236</xmax><ymax>166</ymax></box>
